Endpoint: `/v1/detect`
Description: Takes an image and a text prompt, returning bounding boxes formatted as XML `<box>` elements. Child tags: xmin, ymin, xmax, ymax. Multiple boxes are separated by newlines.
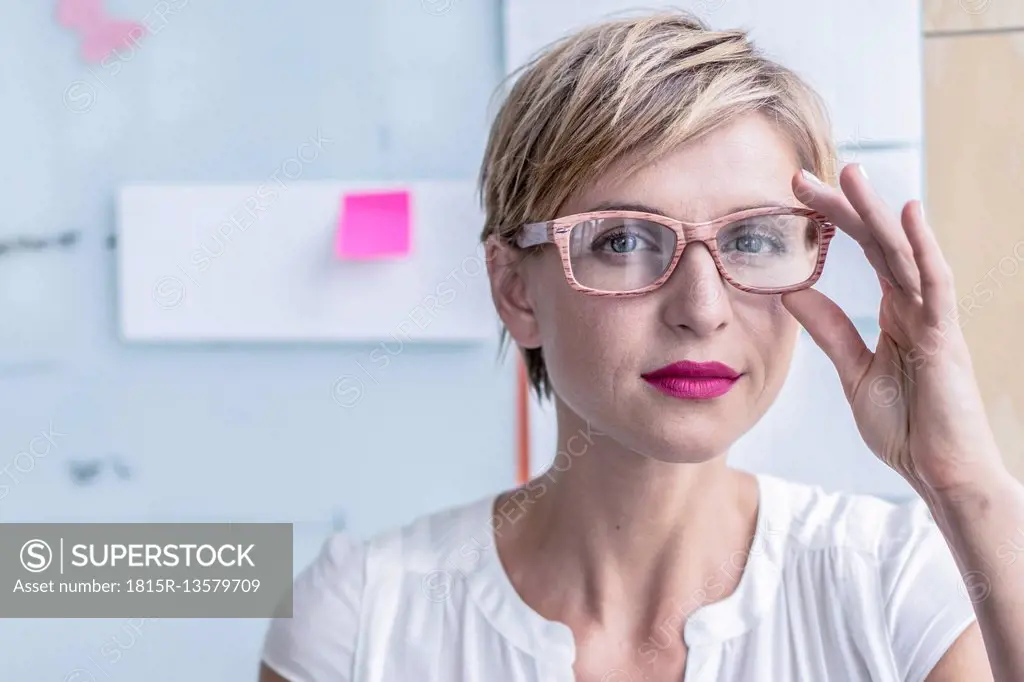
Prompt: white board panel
<box><xmin>0</xmin><ymin>247</ymin><xmax>84</xmax><ymax>371</ymax></box>
<box><xmin>117</xmin><ymin>181</ymin><xmax>497</xmax><ymax>342</ymax></box>
<box><xmin>833</xmin><ymin>0</ymin><xmax>923</xmax><ymax>149</ymax></box>
<box><xmin>503</xmin><ymin>0</ymin><xmax>922</xmax><ymax>144</ymax></box>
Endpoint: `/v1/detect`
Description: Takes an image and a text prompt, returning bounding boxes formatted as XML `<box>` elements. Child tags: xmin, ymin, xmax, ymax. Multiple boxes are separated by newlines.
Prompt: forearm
<box><xmin>925</xmin><ymin>466</ymin><xmax>1024</xmax><ymax>681</ymax></box>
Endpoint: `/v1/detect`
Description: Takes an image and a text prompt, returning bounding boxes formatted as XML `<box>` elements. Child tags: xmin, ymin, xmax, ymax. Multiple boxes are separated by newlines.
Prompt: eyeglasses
<box><xmin>516</xmin><ymin>207</ymin><xmax>836</xmax><ymax>295</ymax></box>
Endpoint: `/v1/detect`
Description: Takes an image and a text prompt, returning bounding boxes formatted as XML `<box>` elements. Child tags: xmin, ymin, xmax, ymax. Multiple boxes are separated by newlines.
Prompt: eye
<box><xmin>735</xmin><ymin>234</ymin><xmax>768</xmax><ymax>253</ymax></box>
<box><xmin>722</xmin><ymin>226</ymin><xmax>787</xmax><ymax>256</ymax></box>
<box><xmin>608</xmin><ymin>233</ymin><xmax>638</xmax><ymax>253</ymax></box>
<box><xmin>592</xmin><ymin>227</ymin><xmax>658</xmax><ymax>254</ymax></box>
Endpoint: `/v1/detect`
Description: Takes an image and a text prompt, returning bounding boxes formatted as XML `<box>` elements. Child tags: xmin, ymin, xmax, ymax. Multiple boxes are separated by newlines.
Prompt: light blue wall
<box><xmin>0</xmin><ymin>0</ymin><xmax>514</xmax><ymax>537</ymax></box>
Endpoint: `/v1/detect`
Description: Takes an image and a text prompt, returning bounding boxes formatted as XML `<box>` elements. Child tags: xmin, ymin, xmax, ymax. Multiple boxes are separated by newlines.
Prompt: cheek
<box><xmin>537</xmin><ymin>294</ymin><xmax>644</xmax><ymax>392</ymax></box>
<box><xmin>733</xmin><ymin>296</ymin><xmax>799</xmax><ymax>381</ymax></box>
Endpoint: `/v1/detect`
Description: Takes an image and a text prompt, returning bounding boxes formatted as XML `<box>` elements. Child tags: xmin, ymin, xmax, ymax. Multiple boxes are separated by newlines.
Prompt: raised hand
<box><xmin>782</xmin><ymin>164</ymin><xmax>1005</xmax><ymax>497</ymax></box>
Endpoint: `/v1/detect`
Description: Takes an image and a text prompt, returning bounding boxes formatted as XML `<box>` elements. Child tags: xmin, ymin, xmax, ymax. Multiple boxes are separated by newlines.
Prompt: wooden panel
<box><xmin>924</xmin><ymin>0</ymin><xmax>1024</xmax><ymax>32</ymax></box>
<box><xmin>924</xmin><ymin>32</ymin><xmax>1024</xmax><ymax>479</ymax></box>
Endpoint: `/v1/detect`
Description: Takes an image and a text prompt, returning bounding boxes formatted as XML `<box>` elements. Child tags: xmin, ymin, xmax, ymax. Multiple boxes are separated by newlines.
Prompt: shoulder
<box><xmin>366</xmin><ymin>492</ymin><xmax>498</xmax><ymax>570</ymax></box>
<box><xmin>761</xmin><ymin>473</ymin><xmax>935</xmax><ymax>558</ymax></box>
<box><xmin>260</xmin><ymin>529</ymin><xmax>367</xmax><ymax>681</ymax></box>
<box><xmin>260</xmin><ymin>494</ymin><xmax>495</xmax><ymax>681</ymax></box>
<box><xmin>760</xmin><ymin>474</ymin><xmax>977</xmax><ymax>681</ymax></box>
<box><xmin>762</xmin><ymin>472</ymin><xmax>962</xmax><ymax>589</ymax></box>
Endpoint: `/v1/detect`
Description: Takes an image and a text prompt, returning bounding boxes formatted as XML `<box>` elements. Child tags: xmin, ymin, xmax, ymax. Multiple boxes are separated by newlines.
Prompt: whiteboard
<box><xmin>117</xmin><ymin>181</ymin><xmax>498</xmax><ymax>342</ymax></box>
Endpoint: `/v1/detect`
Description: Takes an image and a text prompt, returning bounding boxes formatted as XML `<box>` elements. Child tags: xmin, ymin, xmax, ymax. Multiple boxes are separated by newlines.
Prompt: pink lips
<box><xmin>641</xmin><ymin>361</ymin><xmax>741</xmax><ymax>400</ymax></box>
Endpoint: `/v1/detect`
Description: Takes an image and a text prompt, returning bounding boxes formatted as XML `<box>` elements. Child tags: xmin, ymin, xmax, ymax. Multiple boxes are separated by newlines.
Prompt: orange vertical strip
<box><xmin>516</xmin><ymin>356</ymin><xmax>531</xmax><ymax>485</ymax></box>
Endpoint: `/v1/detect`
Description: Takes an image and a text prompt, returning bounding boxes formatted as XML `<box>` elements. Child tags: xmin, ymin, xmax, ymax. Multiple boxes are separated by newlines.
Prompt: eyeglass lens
<box><xmin>566</xmin><ymin>213</ymin><xmax>822</xmax><ymax>292</ymax></box>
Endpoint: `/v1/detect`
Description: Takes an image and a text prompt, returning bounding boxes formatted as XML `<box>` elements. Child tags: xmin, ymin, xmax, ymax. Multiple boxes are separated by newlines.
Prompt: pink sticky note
<box><xmin>55</xmin><ymin>0</ymin><xmax>148</xmax><ymax>65</ymax></box>
<box><xmin>336</xmin><ymin>190</ymin><xmax>412</xmax><ymax>260</ymax></box>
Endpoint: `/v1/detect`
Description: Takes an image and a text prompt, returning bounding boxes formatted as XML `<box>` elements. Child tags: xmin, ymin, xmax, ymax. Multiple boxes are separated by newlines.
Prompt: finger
<box><xmin>792</xmin><ymin>170</ymin><xmax>898</xmax><ymax>288</ymax></box>
<box><xmin>782</xmin><ymin>287</ymin><xmax>872</xmax><ymax>401</ymax></box>
<box><xmin>902</xmin><ymin>201</ymin><xmax>956</xmax><ymax>326</ymax></box>
<box><xmin>837</xmin><ymin>164</ymin><xmax>922</xmax><ymax>298</ymax></box>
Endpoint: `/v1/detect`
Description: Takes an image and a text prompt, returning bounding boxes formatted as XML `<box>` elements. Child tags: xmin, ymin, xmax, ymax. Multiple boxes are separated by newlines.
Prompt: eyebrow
<box><xmin>583</xmin><ymin>201</ymin><xmax>666</xmax><ymax>214</ymax></box>
<box><xmin>582</xmin><ymin>200</ymin><xmax>796</xmax><ymax>217</ymax></box>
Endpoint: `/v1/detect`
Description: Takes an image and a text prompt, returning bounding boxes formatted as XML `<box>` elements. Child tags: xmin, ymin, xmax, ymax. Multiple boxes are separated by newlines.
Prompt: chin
<box><xmin>646</xmin><ymin>435</ymin><xmax>735</xmax><ymax>464</ymax></box>
<box><xmin>611</xmin><ymin>419</ymin><xmax>739</xmax><ymax>465</ymax></box>
<box><xmin>634</xmin><ymin>389</ymin><xmax>761</xmax><ymax>464</ymax></box>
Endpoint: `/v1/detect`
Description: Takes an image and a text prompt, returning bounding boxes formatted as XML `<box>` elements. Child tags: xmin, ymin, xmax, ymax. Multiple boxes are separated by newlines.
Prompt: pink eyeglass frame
<box><xmin>516</xmin><ymin>206</ymin><xmax>837</xmax><ymax>296</ymax></box>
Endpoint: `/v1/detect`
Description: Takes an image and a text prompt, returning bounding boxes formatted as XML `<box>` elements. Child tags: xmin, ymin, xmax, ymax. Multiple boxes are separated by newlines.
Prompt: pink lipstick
<box><xmin>641</xmin><ymin>361</ymin><xmax>741</xmax><ymax>400</ymax></box>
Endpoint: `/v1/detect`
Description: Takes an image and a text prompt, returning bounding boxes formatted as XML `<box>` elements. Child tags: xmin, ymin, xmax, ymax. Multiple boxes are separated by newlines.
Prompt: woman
<box><xmin>259</xmin><ymin>12</ymin><xmax>1023</xmax><ymax>681</ymax></box>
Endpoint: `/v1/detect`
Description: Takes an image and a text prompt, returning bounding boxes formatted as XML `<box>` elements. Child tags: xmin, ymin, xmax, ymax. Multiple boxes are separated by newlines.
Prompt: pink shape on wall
<box><xmin>56</xmin><ymin>0</ymin><xmax>147</xmax><ymax>64</ymax></box>
<box><xmin>336</xmin><ymin>190</ymin><xmax>412</xmax><ymax>260</ymax></box>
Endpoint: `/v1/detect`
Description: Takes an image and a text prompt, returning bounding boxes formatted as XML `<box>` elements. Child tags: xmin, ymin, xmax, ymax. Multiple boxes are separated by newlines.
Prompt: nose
<box><xmin>659</xmin><ymin>241</ymin><xmax>732</xmax><ymax>335</ymax></box>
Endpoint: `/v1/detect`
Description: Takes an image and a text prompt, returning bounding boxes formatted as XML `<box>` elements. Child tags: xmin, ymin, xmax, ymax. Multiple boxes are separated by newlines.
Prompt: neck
<box><xmin>497</xmin><ymin>402</ymin><xmax>760</xmax><ymax>635</ymax></box>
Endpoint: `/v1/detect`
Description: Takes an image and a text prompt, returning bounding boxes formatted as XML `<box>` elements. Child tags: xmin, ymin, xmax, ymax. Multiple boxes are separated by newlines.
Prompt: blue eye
<box><xmin>593</xmin><ymin>229</ymin><xmax>656</xmax><ymax>254</ymax></box>
<box><xmin>736</xmin><ymin>234</ymin><xmax>766</xmax><ymax>253</ymax></box>
<box><xmin>609</xmin><ymin>234</ymin><xmax>638</xmax><ymax>253</ymax></box>
<box><xmin>724</xmin><ymin>229</ymin><xmax>786</xmax><ymax>255</ymax></box>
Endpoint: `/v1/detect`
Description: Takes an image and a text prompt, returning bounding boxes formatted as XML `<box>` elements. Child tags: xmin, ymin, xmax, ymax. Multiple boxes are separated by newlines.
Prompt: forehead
<box><xmin>561</xmin><ymin>113</ymin><xmax>802</xmax><ymax>221</ymax></box>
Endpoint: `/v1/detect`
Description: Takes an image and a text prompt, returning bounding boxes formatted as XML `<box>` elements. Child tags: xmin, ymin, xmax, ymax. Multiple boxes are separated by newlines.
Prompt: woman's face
<box><xmin>508</xmin><ymin>113</ymin><xmax>804</xmax><ymax>463</ymax></box>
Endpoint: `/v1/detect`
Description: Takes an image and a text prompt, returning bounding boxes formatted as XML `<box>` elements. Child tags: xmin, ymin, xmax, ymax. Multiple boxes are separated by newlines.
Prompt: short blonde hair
<box><xmin>479</xmin><ymin>10</ymin><xmax>836</xmax><ymax>399</ymax></box>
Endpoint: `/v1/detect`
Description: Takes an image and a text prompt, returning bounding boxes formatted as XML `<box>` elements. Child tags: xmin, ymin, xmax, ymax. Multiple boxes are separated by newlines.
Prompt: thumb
<box><xmin>781</xmin><ymin>288</ymin><xmax>872</xmax><ymax>400</ymax></box>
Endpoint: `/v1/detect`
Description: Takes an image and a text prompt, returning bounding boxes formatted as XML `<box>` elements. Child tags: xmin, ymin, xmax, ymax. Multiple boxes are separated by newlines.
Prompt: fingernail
<box><xmin>918</xmin><ymin>202</ymin><xmax>927</xmax><ymax>222</ymax></box>
<box><xmin>857</xmin><ymin>164</ymin><xmax>870</xmax><ymax>180</ymax></box>
<box><xmin>801</xmin><ymin>169</ymin><xmax>825</xmax><ymax>186</ymax></box>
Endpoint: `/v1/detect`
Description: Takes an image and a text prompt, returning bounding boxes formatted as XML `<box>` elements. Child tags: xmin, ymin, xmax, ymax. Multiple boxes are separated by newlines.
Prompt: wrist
<box><xmin>923</xmin><ymin>457</ymin><xmax>1016</xmax><ymax>522</ymax></box>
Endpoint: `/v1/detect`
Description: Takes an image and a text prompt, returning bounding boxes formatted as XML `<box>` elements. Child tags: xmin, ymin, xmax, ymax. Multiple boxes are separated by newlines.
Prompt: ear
<box><xmin>485</xmin><ymin>236</ymin><xmax>542</xmax><ymax>349</ymax></box>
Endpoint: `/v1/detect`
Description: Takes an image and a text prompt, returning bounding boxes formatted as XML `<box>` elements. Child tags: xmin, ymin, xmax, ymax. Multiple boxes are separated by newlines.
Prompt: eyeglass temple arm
<box><xmin>517</xmin><ymin>222</ymin><xmax>552</xmax><ymax>248</ymax></box>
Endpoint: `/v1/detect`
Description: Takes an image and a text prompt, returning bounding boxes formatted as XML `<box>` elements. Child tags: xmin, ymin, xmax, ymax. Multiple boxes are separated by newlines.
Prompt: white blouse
<box><xmin>261</xmin><ymin>473</ymin><xmax>977</xmax><ymax>681</ymax></box>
